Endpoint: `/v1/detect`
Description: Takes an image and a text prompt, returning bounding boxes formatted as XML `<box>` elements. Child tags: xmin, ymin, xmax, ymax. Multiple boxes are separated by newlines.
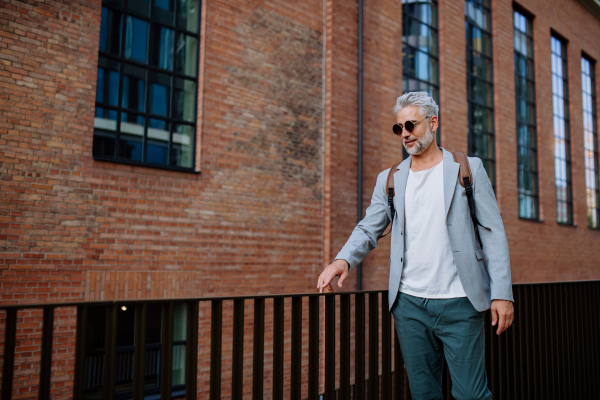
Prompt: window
<box><xmin>83</xmin><ymin>303</ymin><xmax>189</xmax><ymax>399</ymax></box>
<box><xmin>402</xmin><ymin>0</ymin><xmax>440</xmax><ymax>145</ymax></box>
<box><xmin>465</xmin><ymin>0</ymin><xmax>495</xmax><ymax>187</ymax></box>
<box><xmin>551</xmin><ymin>35</ymin><xmax>573</xmax><ymax>224</ymax></box>
<box><xmin>582</xmin><ymin>56</ymin><xmax>599</xmax><ymax>228</ymax></box>
<box><xmin>514</xmin><ymin>10</ymin><xmax>538</xmax><ymax>219</ymax></box>
<box><xmin>93</xmin><ymin>0</ymin><xmax>200</xmax><ymax>171</ymax></box>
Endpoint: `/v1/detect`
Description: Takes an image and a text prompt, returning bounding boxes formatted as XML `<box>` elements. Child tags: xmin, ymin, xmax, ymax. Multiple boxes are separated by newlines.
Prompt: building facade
<box><xmin>1</xmin><ymin>0</ymin><xmax>600</xmax><ymax>398</ymax></box>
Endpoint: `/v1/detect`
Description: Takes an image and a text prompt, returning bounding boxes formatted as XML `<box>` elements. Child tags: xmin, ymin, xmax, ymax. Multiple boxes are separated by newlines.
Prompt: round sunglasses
<box><xmin>392</xmin><ymin>116</ymin><xmax>431</xmax><ymax>135</ymax></box>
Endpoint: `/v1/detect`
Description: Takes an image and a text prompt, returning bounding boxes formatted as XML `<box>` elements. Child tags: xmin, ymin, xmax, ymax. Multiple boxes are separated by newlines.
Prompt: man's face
<box><xmin>396</xmin><ymin>105</ymin><xmax>438</xmax><ymax>155</ymax></box>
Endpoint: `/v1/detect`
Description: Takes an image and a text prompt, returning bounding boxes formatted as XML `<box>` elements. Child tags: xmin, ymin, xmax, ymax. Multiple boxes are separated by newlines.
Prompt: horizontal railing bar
<box><xmin>5</xmin><ymin>279</ymin><xmax>598</xmax><ymax>311</ymax></box>
<box><xmin>0</xmin><ymin>290</ymin><xmax>394</xmax><ymax>310</ymax></box>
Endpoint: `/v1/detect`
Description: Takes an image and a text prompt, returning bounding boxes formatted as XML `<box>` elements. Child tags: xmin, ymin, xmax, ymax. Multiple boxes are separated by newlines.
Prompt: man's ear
<box><xmin>430</xmin><ymin>115</ymin><xmax>439</xmax><ymax>131</ymax></box>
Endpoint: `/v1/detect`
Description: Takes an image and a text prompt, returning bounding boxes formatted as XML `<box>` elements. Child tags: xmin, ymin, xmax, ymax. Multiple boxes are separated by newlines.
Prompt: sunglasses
<box><xmin>392</xmin><ymin>116</ymin><xmax>431</xmax><ymax>135</ymax></box>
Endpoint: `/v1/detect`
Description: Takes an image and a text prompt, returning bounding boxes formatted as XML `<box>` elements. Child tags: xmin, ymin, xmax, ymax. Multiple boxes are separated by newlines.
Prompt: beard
<box><xmin>403</xmin><ymin>125</ymin><xmax>435</xmax><ymax>155</ymax></box>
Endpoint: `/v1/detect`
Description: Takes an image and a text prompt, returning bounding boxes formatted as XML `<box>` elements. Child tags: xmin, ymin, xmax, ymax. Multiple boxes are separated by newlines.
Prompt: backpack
<box><xmin>383</xmin><ymin>151</ymin><xmax>489</xmax><ymax>248</ymax></box>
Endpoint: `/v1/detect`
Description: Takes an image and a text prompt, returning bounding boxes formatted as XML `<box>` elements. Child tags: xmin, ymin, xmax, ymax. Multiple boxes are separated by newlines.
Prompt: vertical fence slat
<box><xmin>308</xmin><ymin>295</ymin><xmax>319</xmax><ymax>399</ymax></box>
<box><xmin>583</xmin><ymin>283</ymin><xmax>591</xmax><ymax>400</ymax></box>
<box><xmin>393</xmin><ymin>326</ymin><xmax>404</xmax><ymax>400</ymax></box>
<box><xmin>273</xmin><ymin>297</ymin><xmax>284</xmax><ymax>400</ymax></box>
<box><xmin>186</xmin><ymin>301</ymin><xmax>199</xmax><ymax>400</ymax></box>
<box><xmin>381</xmin><ymin>295</ymin><xmax>391</xmax><ymax>399</ymax></box>
<box><xmin>232</xmin><ymin>299</ymin><xmax>245</xmax><ymax>400</ymax></box>
<box><xmin>160</xmin><ymin>302</ymin><xmax>174</xmax><ymax>400</ymax></box>
<box><xmin>368</xmin><ymin>293</ymin><xmax>379</xmax><ymax>400</ymax></box>
<box><xmin>290</xmin><ymin>297</ymin><xmax>302</xmax><ymax>400</ymax></box>
<box><xmin>1</xmin><ymin>308</ymin><xmax>17</xmax><ymax>400</ymax></box>
<box><xmin>210</xmin><ymin>300</ymin><xmax>222</xmax><ymax>400</ymax></box>
<box><xmin>339</xmin><ymin>294</ymin><xmax>351</xmax><ymax>399</ymax></box>
<box><xmin>484</xmin><ymin>308</ymin><xmax>492</xmax><ymax>396</ymax></box>
<box><xmin>104</xmin><ymin>304</ymin><xmax>118</xmax><ymax>400</ymax></box>
<box><xmin>133</xmin><ymin>303</ymin><xmax>147</xmax><ymax>400</ymax></box>
<box><xmin>324</xmin><ymin>294</ymin><xmax>335</xmax><ymax>400</ymax></box>
<box><xmin>558</xmin><ymin>284</ymin><xmax>566</xmax><ymax>400</ymax></box>
<box><xmin>513</xmin><ymin>286</ymin><xmax>522</xmax><ymax>399</ymax></box>
<box><xmin>554</xmin><ymin>284</ymin><xmax>562</xmax><ymax>400</ymax></box>
<box><xmin>540</xmin><ymin>285</ymin><xmax>548</xmax><ymax>399</ymax></box>
<box><xmin>498</xmin><ymin>299</ymin><xmax>506</xmax><ymax>400</ymax></box>
<box><xmin>590</xmin><ymin>283</ymin><xmax>600</xmax><ymax>393</ymax></box>
<box><xmin>572</xmin><ymin>284</ymin><xmax>580</xmax><ymax>400</ymax></box>
<box><xmin>355</xmin><ymin>293</ymin><xmax>365</xmax><ymax>400</ymax></box>
<box><xmin>252</xmin><ymin>298</ymin><xmax>265</xmax><ymax>400</ymax></box>
<box><xmin>39</xmin><ymin>306</ymin><xmax>54</xmax><ymax>400</ymax></box>
<box><xmin>73</xmin><ymin>305</ymin><xmax>88</xmax><ymax>400</ymax></box>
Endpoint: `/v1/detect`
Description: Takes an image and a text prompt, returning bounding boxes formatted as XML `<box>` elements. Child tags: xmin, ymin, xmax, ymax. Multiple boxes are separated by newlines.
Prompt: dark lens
<box><xmin>405</xmin><ymin>120</ymin><xmax>415</xmax><ymax>133</ymax></box>
<box><xmin>392</xmin><ymin>124</ymin><xmax>403</xmax><ymax>135</ymax></box>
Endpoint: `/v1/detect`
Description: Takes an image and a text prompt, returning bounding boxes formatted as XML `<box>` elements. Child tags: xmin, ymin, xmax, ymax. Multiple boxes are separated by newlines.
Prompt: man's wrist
<box><xmin>334</xmin><ymin>258</ymin><xmax>350</xmax><ymax>271</ymax></box>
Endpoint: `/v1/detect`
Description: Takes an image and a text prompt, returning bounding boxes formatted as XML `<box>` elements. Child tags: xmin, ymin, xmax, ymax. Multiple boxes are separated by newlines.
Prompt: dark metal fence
<box><xmin>1</xmin><ymin>281</ymin><xmax>599</xmax><ymax>400</ymax></box>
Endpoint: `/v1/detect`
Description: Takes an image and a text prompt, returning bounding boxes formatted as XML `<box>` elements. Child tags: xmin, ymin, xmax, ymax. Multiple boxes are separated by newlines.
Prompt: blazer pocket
<box><xmin>475</xmin><ymin>249</ymin><xmax>484</xmax><ymax>261</ymax></box>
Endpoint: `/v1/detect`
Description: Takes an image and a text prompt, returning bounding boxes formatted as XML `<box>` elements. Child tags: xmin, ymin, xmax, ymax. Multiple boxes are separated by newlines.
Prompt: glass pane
<box><xmin>145</xmin><ymin>304</ymin><xmax>162</xmax><ymax>389</ymax></box>
<box><xmin>174</xmin><ymin>78</ymin><xmax>195</xmax><ymax>121</ymax></box>
<box><xmin>94</xmin><ymin>107</ymin><xmax>118</xmax><ymax>157</ymax></box>
<box><xmin>124</xmin><ymin>16</ymin><xmax>148</xmax><ymax>63</ymax></box>
<box><xmin>147</xmin><ymin>118</ymin><xmax>170</xmax><ymax>164</ymax></box>
<box><xmin>172</xmin><ymin>344</ymin><xmax>186</xmax><ymax>386</ymax></box>
<box><xmin>82</xmin><ymin>307</ymin><xmax>107</xmax><ymax>400</ymax></box>
<box><xmin>149</xmin><ymin>72</ymin><xmax>171</xmax><ymax>117</ymax></box>
<box><xmin>153</xmin><ymin>0</ymin><xmax>174</xmax><ymax>25</ymax></box>
<box><xmin>172</xmin><ymin>124</ymin><xmax>193</xmax><ymax>168</ymax></box>
<box><xmin>96</xmin><ymin>58</ymin><xmax>120</xmax><ymax>106</ymax></box>
<box><xmin>115</xmin><ymin>305</ymin><xmax>135</xmax><ymax>393</ymax></box>
<box><xmin>175</xmin><ymin>33</ymin><xmax>198</xmax><ymax>77</ymax></box>
<box><xmin>127</xmin><ymin>0</ymin><xmax>150</xmax><ymax>16</ymax></box>
<box><xmin>178</xmin><ymin>0</ymin><xmax>199</xmax><ymax>33</ymax></box>
<box><xmin>122</xmin><ymin>64</ymin><xmax>146</xmax><ymax>112</ymax></box>
<box><xmin>99</xmin><ymin>7</ymin><xmax>122</xmax><ymax>56</ymax></box>
<box><xmin>151</xmin><ymin>25</ymin><xmax>174</xmax><ymax>71</ymax></box>
<box><xmin>119</xmin><ymin>113</ymin><xmax>144</xmax><ymax>161</ymax></box>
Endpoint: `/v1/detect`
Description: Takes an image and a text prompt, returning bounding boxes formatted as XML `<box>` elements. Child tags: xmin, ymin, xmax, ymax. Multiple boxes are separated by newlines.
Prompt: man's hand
<box><xmin>317</xmin><ymin>259</ymin><xmax>349</xmax><ymax>293</ymax></box>
<box><xmin>490</xmin><ymin>299</ymin><xmax>514</xmax><ymax>335</ymax></box>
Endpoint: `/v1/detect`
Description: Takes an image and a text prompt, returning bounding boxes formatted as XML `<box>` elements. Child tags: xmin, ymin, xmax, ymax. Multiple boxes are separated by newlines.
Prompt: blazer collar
<box><xmin>394</xmin><ymin>147</ymin><xmax>459</xmax><ymax>217</ymax></box>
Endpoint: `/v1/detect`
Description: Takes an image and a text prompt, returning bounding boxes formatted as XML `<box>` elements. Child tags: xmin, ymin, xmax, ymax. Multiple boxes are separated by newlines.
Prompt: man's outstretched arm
<box><xmin>317</xmin><ymin>171</ymin><xmax>392</xmax><ymax>292</ymax></box>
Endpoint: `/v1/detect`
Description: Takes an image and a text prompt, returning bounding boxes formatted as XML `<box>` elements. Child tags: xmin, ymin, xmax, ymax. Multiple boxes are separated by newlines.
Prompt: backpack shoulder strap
<box><xmin>451</xmin><ymin>151</ymin><xmax>473</xmax><ymax>188</ymax></box>
<box><xmin>378</xmin><ymin>160</ymin><xmax>402</xmax><ymax>239</ymax></box>
<box><xmin>451</xmin><ymin>151</ymin><xmax>490</xmax><ymax>249</ymax></box>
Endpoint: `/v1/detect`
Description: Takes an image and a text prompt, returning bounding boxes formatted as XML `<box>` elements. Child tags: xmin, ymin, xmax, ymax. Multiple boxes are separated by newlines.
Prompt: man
<box><xmin>316</xmin><ymin>92</ymin><xmax>514</xmax><ymax>400</ymax></box>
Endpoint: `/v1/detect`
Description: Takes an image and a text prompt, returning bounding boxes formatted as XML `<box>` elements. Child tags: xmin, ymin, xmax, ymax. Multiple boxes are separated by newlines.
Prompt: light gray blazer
<box><xmin>335</xmin><ymin>147</ymin><xmax>514</xmax><ymax>312</ymax></box>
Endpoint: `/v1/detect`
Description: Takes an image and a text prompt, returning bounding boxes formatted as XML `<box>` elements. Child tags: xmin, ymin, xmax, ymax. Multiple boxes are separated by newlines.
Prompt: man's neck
<box><xmin>410</xmin><ymin>143</ymin><xmax>443</xmax><ymax>172</ymax></box>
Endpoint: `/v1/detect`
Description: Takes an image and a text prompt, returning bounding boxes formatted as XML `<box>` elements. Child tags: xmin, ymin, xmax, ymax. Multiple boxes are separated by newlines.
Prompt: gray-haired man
<box><xmin>317</xmin><ymin>92</ymin><xmax>514</xmax><ymax>400</ymax></box>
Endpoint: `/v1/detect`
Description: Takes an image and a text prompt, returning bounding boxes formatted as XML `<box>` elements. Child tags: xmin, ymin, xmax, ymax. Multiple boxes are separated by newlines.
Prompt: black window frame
<box><xmin>550</xmin><ymin>33</ymin><xmax>573</xmax><ymax>225</ymax></box>
<box><xmin>93</xmin><ymin>0</ymin><xmax>201</xmax><ymax>173</ymax></box>
<box><xmin>513</xmin><ymin>9</ymin><xmax>539</xmax><ymax>220</ymax></box>
<box><xmin>465</xmin><ymin>0</ymin><xmax>495</xmax><ymax>189</ymax></box>
<box><xmin>582</xmin><ymin>54</ymin><xmax>600</xmax><ymax>229</ymax></box>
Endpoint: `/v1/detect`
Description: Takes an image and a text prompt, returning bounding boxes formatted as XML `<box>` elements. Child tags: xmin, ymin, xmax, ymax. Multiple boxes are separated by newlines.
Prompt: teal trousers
<box><xmin>391</xmin><ymin>292</ymin><xmax>492</xmax><ymax>400</ymax></box>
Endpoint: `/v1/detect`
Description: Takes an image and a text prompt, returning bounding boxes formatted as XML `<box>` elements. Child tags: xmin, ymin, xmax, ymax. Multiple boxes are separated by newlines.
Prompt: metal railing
<box><xmin>1</xmin><ymin>281</ymin><xmax>599</xmax><ymax>400</ymax></box>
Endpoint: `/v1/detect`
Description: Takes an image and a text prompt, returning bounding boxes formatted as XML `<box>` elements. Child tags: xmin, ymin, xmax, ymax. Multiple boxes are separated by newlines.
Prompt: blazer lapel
<box><xmin>441</xmin><ymin>148</ymin><xmax>460</xmax><ymax>217</ymax></box>
<box><xmin>394</xmin><ymin>156</ymin><xmax>411</xmax><ymax>224</ymax></box>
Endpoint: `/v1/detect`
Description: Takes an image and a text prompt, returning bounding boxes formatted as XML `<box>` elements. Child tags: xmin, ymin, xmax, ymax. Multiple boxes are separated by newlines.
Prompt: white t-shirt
<box><xmin>399</xmin><ymin>160</ymin><xmax>467</xmax><ymax>298</ymax></box>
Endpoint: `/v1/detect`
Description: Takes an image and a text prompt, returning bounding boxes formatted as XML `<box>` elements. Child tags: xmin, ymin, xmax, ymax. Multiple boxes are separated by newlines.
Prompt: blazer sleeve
<box><xmin>334</xmin><ymin>170</ymin><xmax>392</xmax><ymax>271</ymax></box>
<box><xmin>471</xmin><ymin>157</ymin><xmax>515</xmax><ymax>302</ymax></box>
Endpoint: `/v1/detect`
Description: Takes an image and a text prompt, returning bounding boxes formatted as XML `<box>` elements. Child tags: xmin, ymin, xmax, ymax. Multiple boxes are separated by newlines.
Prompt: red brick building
<box><xmin>1</xmin><ymin>0</ymin><xmax>600</xmax><ymax>398</ymax></box>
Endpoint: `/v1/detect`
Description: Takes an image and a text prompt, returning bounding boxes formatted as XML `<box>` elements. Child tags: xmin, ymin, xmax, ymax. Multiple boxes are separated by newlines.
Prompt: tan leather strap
<box><xmin>386</xmin><ymin>161</ymin><xmax>403</xmax><ymax>197</ymax></box>
<box><xmin>451</xmin><ymin>151</ymin><xmax>473</xmax><ymax>188</ymax></box>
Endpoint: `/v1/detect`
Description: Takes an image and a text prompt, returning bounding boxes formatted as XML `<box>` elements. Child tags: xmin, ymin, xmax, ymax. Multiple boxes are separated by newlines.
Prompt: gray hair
<box><xmin>393</xmin><ymin>91</ymin><xmax>439</xmax><ymax>118</ymax></box>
